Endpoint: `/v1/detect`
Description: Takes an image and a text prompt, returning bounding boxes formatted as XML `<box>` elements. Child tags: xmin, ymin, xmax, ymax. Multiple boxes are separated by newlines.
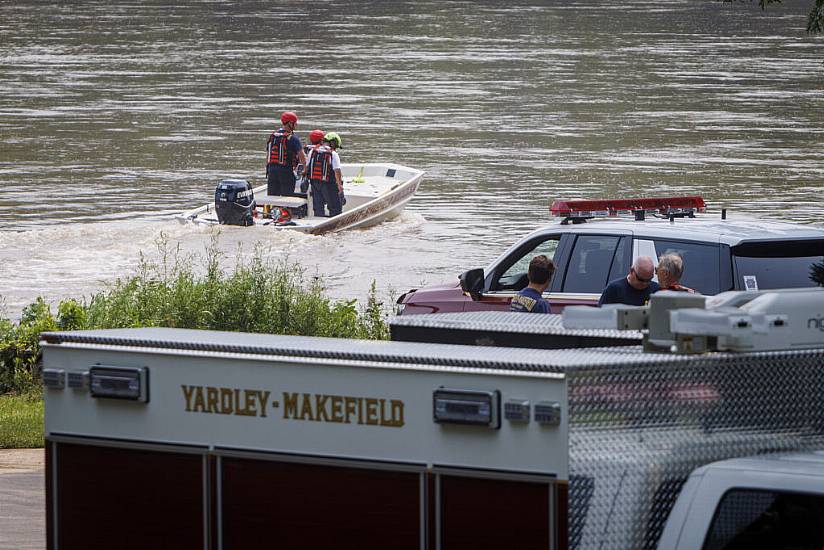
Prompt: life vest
<box><xmin>307</xmin><ymin>145</ymin><xmax>333</xmax><ymax>182</ymax></box>
<box><xmin>268</xmin><ymin>128</ymin><xmax>293</xmax><ymax>167</ymax></box>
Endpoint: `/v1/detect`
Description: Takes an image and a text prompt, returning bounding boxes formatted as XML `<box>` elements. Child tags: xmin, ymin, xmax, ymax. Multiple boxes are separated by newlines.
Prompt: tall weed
<box><xmin>0</xmin><ymin>234</ymin><xmax>392</xmax><ymax>395</ymax></box>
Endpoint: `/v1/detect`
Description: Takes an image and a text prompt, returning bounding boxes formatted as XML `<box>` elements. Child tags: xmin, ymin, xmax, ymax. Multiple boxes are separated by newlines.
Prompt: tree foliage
<box><xmin>723</xmin><ymin>0</ymin><xmax>824</xmax><ymax>34</ymax></box>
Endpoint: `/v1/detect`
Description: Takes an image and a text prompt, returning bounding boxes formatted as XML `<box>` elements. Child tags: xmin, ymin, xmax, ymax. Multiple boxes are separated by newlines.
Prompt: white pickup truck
<box><xmin>659</xmin><ymin>452</ymin><xmax>824</xmax><ymax>550</ymax></box>
<box><xmin>40</xmin><ymin>290</ymin><xmax>824</xmax><ymax>549</ymax></box>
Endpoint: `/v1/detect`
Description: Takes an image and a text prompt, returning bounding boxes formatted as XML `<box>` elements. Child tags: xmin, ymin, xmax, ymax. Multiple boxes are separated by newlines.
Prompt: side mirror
<box><xmin>459</xmin><ymin>269</ymin><xmax>484</xmax><ymax>301</ymax></box>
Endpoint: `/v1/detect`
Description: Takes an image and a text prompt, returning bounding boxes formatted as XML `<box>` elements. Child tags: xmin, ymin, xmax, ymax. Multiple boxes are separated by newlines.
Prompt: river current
<box><xmin>1</xmin><ymin>1</ymin><xmax>822</xmax><ymax>316</ymax></box>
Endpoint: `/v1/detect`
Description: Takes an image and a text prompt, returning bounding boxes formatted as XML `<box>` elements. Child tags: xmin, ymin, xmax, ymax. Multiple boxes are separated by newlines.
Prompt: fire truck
<box><xmin>42</xmin><ymin>289</ymin><xmax>824</xmax><ymax>549</ymax></box>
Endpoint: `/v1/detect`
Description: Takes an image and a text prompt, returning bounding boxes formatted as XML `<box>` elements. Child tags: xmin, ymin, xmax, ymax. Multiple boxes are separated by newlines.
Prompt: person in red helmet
<box><xmin>308</xmin><ymin>129</ymin><xmax>325</xmax><ymax>146</ymax></box>
<box><xmin>266</xmin><ymin>111</ymin><xmax>306</xmax><ymax>197</ymax></box>
<box><xmin>298</xmin><ymin>129</ymin><xmax>326</xmax><ymax>195</ymax></box>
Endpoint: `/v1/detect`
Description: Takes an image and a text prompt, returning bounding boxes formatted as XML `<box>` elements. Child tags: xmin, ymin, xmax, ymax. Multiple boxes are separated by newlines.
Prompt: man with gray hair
<box><xmin>598</xmin><ymin>255</ymin><xmax>660</xmax><ymax>306</ymax></box>
<box><xmin>656</xmin><ymin>252</ymin><xmax>695</xmax><ymax>293</ymax></box>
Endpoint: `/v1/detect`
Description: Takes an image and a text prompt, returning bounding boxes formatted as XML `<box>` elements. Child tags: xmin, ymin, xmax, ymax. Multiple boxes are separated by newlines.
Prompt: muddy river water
<box><xmin>1</xmin><ymin>1</ymin><xmax>822</xmax><ymax>316</ymax></box>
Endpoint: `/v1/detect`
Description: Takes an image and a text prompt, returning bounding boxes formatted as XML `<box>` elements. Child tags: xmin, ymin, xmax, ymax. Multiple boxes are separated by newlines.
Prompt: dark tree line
<box><xmin>724</xmin><ymin>0</ymin><xmax>824</xmax><ymax>33</ymax></box>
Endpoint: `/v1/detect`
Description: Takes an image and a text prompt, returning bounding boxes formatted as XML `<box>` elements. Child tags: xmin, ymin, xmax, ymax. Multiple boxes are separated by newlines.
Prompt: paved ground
<box><xmin>0</xmin><ymin>449</ymin><xmax>45</xmax><ymax>550</ymax></box>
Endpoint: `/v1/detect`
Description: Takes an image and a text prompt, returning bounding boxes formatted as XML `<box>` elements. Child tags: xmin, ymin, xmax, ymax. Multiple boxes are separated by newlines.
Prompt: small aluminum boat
<box><xmin>176</xmin><ymin>163</ymin><xmax>424</xmax><ymax>235</ymax></box>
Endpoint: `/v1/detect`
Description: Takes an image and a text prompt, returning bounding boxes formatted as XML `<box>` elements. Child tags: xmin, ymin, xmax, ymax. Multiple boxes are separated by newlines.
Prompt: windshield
<box><xmin>733</xmin><ymin>240</ymin><xmax>824</xmax><ymax>290</ymax></box>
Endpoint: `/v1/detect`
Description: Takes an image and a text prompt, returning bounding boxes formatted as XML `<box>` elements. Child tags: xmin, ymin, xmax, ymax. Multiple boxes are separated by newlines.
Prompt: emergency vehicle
<box><xmin>41</xmin><ymin>289</ymin><xmax>824</xmax><ymax>549</ymax></box>
<box><xmin>395</xmin><ymin>196</ymin><xmax>824</xmax><ymax>314</ymax></box>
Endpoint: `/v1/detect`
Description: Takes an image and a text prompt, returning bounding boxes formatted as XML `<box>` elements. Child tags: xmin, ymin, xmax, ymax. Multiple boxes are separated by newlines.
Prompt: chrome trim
<box><xmin>51</xmin><ymin>440</ymin><xmax>59</xmax><ymax>550</ymax></box>
<box><xmin>212</xmin><ymin>447</ymin><xmax>428</xmax><ymax>473</ymax></box>
<box><xmin>202</xmin><ymin>456</ymin><xmax>209</xmax><ymax>550</ymax></box>
<box><xmin>46</xmin><ymin>434</ymin><xmax>209</xmax><ymax>455</ymax></box>
<box><xmin>419</xmin><ymin>473</ymin><xmax>426</xmax><ymax>550</ymax></box>
<box><xmin>431</xmin><ymin>466</ymin><xmax>557</xmax><ymax>484</ymax></box>
<box><xmin>216</xmin><ymin>455</ymin><xmax>223</xmax><ymax>550</ymax></box>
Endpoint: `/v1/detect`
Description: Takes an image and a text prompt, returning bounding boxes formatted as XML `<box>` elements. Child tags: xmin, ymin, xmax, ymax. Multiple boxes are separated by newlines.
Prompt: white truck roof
<box><xmin>525</xmin><ymin>214</ymin><xmax>824</xmax><ymax>246</ymax></box>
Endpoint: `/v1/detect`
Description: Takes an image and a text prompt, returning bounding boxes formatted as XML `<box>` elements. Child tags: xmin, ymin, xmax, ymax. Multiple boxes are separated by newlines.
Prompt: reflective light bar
<box><xmin>67</xmin><ymin>371</ymin><xmax>88</xmax><ymax>390</ymax></box>
<box><xmin>43</xmin><ymin>369</ymin><xmax>65</xmax><ymax>389</ymax></box>
<box><xmin>433</xmin><ymin>388</ymin><xmax>500</xmax><ymax>428</ymax></box>
<box><xmin>550</xmin><ymin>196</ymin><xmax>706</xmax><ymax>218</ymax></box>
<box><xmin>504</xmin><ymin>399</ymin><xmax>531</xmax><ymax>423</ymax></box>
<box><xmin>534</xmin><ymin>401</ymin><xmax>562</xmax><ymax>426</ymax></box>
<box><xmin>89</xmin><ymin>366</ymin><xmax>149</xmax><ymax>402</ymax></box>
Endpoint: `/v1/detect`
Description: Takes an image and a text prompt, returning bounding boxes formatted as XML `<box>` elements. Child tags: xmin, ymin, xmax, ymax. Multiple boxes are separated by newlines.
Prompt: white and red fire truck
<box><xmin>42</xmin><ymin>289</ymin><xmax>824</xmax><ymax>549</ymax></box>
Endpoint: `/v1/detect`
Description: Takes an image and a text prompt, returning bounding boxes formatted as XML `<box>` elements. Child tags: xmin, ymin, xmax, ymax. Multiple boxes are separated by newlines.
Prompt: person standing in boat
<box><xmin>266</xmin><ymin>111</ymin><xmax>306</xmax><ymax>197</ymax></box>
<box><xmin>299</xmin><ymin>129</ymin><xmax>325</xmax><ymax>194</ymax></box>
<box><xmin>303</xmin><ymin>130</ymin><xmax>334</xmax><ymax>217</ymax></box>
<box><xmin>317</xmin><ymin>132</ymin><xmax>343</xmax><ymax>217</ymax></box>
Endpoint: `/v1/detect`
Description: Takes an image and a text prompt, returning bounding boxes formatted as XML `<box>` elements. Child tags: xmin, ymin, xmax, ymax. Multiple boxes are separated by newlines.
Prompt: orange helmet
<box><xmin>280</xmin><ymin>111</ymin><xmax>298</xmax><ymax>125</ymax></box>
<box><xmin>309</xmin><ymin>129</ymin><xmax>325</xmax><ymax>144</ymax></box>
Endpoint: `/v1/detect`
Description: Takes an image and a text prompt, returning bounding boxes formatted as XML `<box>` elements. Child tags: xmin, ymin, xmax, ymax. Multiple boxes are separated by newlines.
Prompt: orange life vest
<box><xmin>307</xmin><ymin>145</ymin><xmax>333</xmax><ymax>182</ymax></box>
<box><xmin>268</xmin><ymin>128</ymin><xmax>293</xmax><ymax>166</ymax></box>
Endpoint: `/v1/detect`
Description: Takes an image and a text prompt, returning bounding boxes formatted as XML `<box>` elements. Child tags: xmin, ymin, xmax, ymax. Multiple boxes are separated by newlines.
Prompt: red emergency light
<box><xmin>550</xmin><ymin>196</ymin><xmax>706</xmax><ymax>219</ymax></box>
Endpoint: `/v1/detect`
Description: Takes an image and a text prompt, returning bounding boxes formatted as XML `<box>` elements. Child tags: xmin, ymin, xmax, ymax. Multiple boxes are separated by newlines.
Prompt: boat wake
<box><xmin>0</xmin><ymin>210</ymin><xmax>433</xmax><ymax>319</ymax></box>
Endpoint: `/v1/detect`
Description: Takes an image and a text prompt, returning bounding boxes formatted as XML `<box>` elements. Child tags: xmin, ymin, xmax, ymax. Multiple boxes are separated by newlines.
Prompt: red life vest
<box><xmin>307</xmin><ymin>145</ymin><xmax>333</xmax><ymax>182</ymax></box>
<box><xmin>268</xmin><ymin>128</ymin><xmax>293</xmax><ymax>166</ymax></box>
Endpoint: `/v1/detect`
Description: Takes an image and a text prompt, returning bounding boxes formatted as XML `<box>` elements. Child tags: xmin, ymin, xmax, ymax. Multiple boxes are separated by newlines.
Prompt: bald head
<box><xmin>627</xmin><ymin>255</ymin><xmax>655</xmax><ymax>289</ymax></box>
<box><xmin>632</xmin><ymin>256</ymin><xmax>655</xmax><ymax>280</ymax></box>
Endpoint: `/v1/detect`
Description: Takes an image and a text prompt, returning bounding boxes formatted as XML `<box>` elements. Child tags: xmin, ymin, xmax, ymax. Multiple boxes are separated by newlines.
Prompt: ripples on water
<box><xmin>0</xmin><ymin>1</ymin><xmax>822</xmax><ymax>315</ymax></box>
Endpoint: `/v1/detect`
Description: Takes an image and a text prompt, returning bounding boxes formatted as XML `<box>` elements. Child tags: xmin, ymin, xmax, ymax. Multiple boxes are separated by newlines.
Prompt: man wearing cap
<box><xmin>598</xmin><ymin>256</ymin><xmax>660</xmax><ymax>306</ymax></box>
<box><xmin>266</xmin><ymin>111</ymin><xmax>306</xmax><ymax>197</ymax></box>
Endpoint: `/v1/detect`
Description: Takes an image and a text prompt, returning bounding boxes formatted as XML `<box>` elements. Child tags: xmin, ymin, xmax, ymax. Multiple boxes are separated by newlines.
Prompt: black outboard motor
<box><xmin>214</xmin><ymin>179</ymin><xmax>255</xmax><ymax>226</ymax></box>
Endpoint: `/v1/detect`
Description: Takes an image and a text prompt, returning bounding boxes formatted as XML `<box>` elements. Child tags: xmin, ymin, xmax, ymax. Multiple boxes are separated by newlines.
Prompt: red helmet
<box><xmin>280</xmin><ymin>111</ymin><xmax>298</xmax><ymax>125</ymax></box>
<box><xmin>309</xmin><ymin>129</ymin><xmax>325</xmax><ymax>144</ymax></box>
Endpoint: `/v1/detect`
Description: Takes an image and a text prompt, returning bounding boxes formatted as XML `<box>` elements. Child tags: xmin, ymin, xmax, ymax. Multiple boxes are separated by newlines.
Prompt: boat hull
<box><xmin>176</xmin><ymin>164</ymin><xmax>423</xmax><ymax>235</ymax></box>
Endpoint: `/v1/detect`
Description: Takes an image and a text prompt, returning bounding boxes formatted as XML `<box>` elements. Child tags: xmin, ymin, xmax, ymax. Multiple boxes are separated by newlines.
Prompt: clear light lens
<box><xmin>89</xmin><ymin>366</ymin><xmax>148</xmax><ymax>402</ymax></box>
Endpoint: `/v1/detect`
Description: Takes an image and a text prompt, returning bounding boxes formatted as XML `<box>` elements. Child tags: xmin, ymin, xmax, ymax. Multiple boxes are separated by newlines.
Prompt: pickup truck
<box><xmin>659</xmin><ymin>452</ymin><xmax>824</xmax><ymax>550</ymax></box>
<box><xmin>396</xmin><ymin>196</ymin><xmax>824</xmax><ymax>315</ymax></box>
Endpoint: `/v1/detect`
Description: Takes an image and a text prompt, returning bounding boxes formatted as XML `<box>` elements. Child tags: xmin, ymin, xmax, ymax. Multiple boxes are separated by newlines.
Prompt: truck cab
<box><xmin>659</xmin><ymin>452</ymin><xmax>824</xmax><ymax>550</ymax></box>
<box><xmin>396</xmin><ymin>197</ymin><xmax>824</xmax><ymax>315</ymax></box>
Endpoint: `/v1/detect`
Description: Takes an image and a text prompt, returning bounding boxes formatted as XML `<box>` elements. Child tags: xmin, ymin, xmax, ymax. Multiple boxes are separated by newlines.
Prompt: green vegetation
<box><xmin>0</xmin><ymin>235</ymin><xmax>392</xmax><ymax>447</ymax></box>
<box><xmin>0</xmin><ymin>391</ymin><xmax>44</xmax><ymax>449</ymax></box>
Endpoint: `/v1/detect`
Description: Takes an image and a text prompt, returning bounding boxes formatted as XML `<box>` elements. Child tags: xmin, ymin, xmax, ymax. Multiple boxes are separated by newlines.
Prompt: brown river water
<box><xmin>0</xmin><ymin>1</ymin><xmax>822</xmax><ymax>316</ymax></box>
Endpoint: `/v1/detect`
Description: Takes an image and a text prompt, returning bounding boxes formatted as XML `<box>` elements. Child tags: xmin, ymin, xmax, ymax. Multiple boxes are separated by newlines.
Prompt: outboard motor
<box><xmin>214</xmin><ymin>179</ymin><xmax>255</xmax><ymax>226</ymax></box>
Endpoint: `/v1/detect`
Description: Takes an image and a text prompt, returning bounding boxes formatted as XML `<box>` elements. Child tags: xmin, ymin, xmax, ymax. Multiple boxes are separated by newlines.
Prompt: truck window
<box><xmin>702</xmin><ymin>489</ymin><xmax>824</xmax><ymax>550</ymax></box>
<box><xmin>562</xmin><ymin>235</ymin><xmax>621</xmax><ymax>293</ymax></box>
<box><xmin>731</xmin><ymin>240</ymin><xmax>824</xmax><ymax>290</ymax></box>
<box><xmin>494</xmin><ymin>236</ymin><xmax>561</xmax><ymax>291</ymax></box>
<box><xmin>653</xmin><ymin>240</ymin><xmax>720</xmax><ymax>295</ymax></box>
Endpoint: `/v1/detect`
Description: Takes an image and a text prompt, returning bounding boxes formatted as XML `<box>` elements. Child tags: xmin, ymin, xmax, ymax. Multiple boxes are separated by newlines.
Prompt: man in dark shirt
<box><xmin>598</xmin><ymin>256</ymin><xmax>660</xmax><ymax>306</ymax></box>
<box><xmin>510</xmin><ymin>255</ymin><xmax>556</xmax><ymax>313</ymax></box>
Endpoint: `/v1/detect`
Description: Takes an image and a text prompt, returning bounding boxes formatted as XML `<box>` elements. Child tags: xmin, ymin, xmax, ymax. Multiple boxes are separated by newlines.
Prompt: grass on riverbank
<box><xmin>0</xmin><ymin>391</ymin><xmax>43</xmax><ymax>449</ymax></box>
<box><xmin>0</xmin><ymin>234</ymin><xmax>392</xmax><ymax>447</ymax></box>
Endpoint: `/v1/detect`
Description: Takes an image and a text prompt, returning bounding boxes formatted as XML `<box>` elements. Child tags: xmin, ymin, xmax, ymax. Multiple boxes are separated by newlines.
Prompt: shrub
<box><xmin>0</xmin><ymin>235</ymin><xmax>392</xmax><ymax>396</ymax></box>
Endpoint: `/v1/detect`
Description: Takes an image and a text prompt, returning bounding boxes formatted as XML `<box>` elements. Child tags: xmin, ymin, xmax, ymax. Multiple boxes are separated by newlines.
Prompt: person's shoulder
<box><xmin>648</xmin><ymin>281</ymin><xmax>661</xmax><ymax>293</ymax></box>
<box><xmin>604</xmin><ymin>277</ymin><xmax>628</xmax><ymax>291</ymax></box>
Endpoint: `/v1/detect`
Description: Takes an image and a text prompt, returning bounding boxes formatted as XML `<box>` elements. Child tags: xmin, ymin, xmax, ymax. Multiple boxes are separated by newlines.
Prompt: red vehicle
<box><xmin>396</xmin><ymin>196</ymin><xmax>824</xmax><ymax>315</ymax></box>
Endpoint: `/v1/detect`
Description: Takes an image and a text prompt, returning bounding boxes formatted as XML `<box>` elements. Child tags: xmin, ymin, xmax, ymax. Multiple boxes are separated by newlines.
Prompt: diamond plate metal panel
<box><xmin>567</xmin><ymin>350</ymin><xmax>824</xmax><ymax>550</ymax></box>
